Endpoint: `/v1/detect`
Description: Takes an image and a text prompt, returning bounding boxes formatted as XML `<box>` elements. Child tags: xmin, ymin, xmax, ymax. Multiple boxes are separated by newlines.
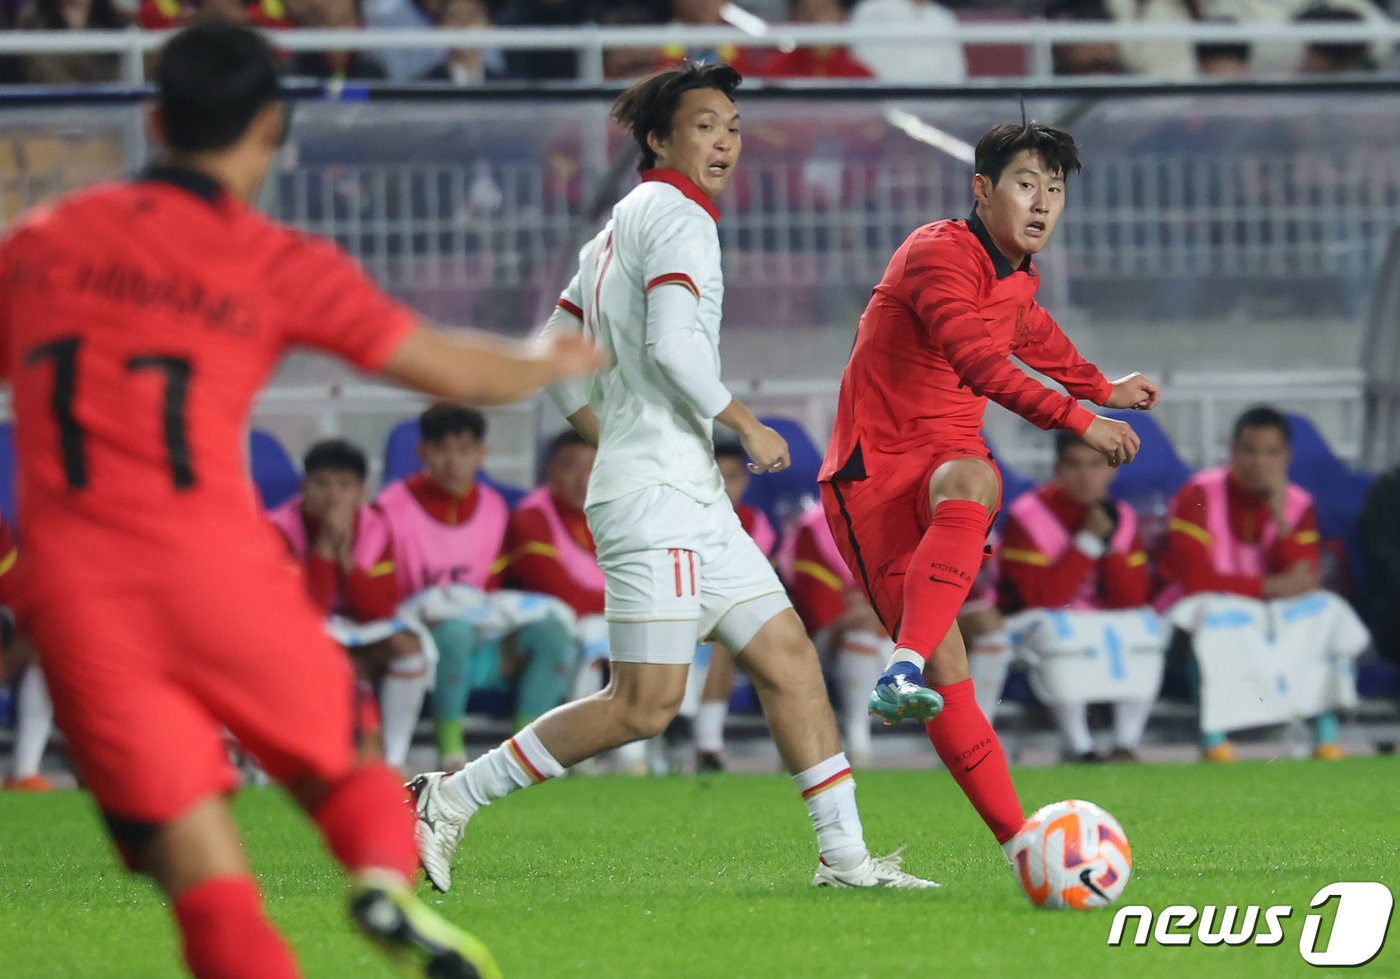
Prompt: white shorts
<box><xmin>587</xmin><ymin>485</ymin><xmax>792</xmax><ymax>665</ymax></box>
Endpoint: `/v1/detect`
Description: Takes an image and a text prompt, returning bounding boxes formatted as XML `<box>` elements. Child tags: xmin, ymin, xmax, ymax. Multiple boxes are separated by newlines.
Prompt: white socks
<box><xmin>694</xmin><ymin>700</ymin><xmax>727</xmax><ymax>754</ymax></box>
<box><xmin>444</xmin><ymin>726</ymin><xmax>565</xmax><ymax>815</ymax></box>
<box><xmin>885</xmin><ymin>645</ymin><xmax>926</xmax><ymax>671</ymax></box>
<box><xmin>380</xmin><ymin>650</ymin><xmax>429</xmax><ymax>769</ymax></box>
<box><xmin>967</xmin><ymin>628</ymin><xmax>1012</xmax><ymax>724</ymax></box>
<box><xmin>13</xmin><ymin>667</ymin><xmax>53</xmax><ymax>780</ymax></box>
<box><xmin>793</xmin><ymin>753</ymin><xmax>867</xmax><ymax>871</ymax></box>
<box><xmin>1047</xmin><ymin>702</ymin><xmax>1094</xmax><ymax>756</ymax></box>
<box><xmin>837</xmin><ymin>630</ymin><xmax>885</xmax><ymax>761</ymax></box>
<box><xmin>1112</xmin><ymin>699</ymin><xmax>1153</xmax><ymax>751</ymax></box>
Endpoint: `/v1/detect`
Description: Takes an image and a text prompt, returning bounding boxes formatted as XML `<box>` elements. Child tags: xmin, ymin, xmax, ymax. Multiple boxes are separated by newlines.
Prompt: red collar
<box><xmin>641</xmin><ymin>168</ymin><xmax>721</xmax><ymax>224</ymax></box>
<box><xmin>406</xmin><ymin>473</ymin><xmax>480</xmax><ymax>526</ymax></box>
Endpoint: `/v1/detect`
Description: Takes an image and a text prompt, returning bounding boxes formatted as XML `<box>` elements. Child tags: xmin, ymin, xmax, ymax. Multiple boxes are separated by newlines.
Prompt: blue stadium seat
<box><xmin>249</xmin><ymin>429</ymin><xmax>302</xmax><ymax>511</ymax></box>
<box><xmin>381</xmin><ymin>418</ymin><xmax>528</xmax><ymax>509</ymax></box>
<box><xmin>1102</xmin><ymin>409</ymin><xmax>1193</xmax><ymax>510</ymax></box>
<box><xmin>739</xmin><ymin>414</ymin><xmax>824</xmax><ymax>529</ymax></box>
<box><xmin>1285</xmin><ymin>413</ymin><xmax>1374</xmax><ymax>594</ymax></box>
<box><xmin>0</xmin><ymin>422</ymin><xmax>15</xmax><ymax>527</ymax></box>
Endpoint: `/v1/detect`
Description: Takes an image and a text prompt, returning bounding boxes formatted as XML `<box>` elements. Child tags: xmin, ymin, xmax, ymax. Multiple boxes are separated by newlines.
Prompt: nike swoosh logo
<box><xmin>929</xmin><ymin>575</ymin><xmax>959</xmax><ymax>586</ymax></box>
<box><xmin>1079</xmin><ymin>867</ymin><xmax>1109</xmax><ymax>901</ymax></box>
<box><xmin>963</xmin><ymin>755</ymin><xmax>990</xmax><ymax>773</ymax></box>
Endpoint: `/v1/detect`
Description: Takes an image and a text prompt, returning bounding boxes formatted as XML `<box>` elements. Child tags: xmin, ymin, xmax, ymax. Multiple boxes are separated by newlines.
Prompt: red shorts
<box><xmin>30</xmin><ymin>551</ymin><xmax>358</xmax><ymax>835</ymax></box>
<box><xmin>820</xmin><ymin>440</ymin><xmax>1003</xmax><ymax>635</ymax></box>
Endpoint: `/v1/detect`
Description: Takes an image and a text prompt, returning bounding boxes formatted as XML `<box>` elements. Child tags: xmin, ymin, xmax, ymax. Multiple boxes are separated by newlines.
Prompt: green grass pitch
<box><xmin>1</xmin><ymin>757</ymin><xmax>1397</xmax><ymax>978</ymax></box>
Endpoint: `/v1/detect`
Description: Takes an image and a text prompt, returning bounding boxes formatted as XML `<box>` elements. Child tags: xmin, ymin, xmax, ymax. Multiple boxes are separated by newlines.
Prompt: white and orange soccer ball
<box><xmin>1007</xmin><ymin>799</ymin><xmax>1132</xmax><ymax>910</ymax></box>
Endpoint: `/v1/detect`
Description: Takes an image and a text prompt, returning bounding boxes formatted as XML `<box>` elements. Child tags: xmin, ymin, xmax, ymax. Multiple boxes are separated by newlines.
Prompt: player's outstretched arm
<box><xmin>379</xmin><ymin>323</ymin><xmax>604</xmax><ymax>406</ymax></box>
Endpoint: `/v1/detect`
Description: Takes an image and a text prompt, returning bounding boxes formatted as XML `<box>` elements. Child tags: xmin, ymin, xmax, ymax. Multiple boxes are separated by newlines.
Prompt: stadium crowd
<box><xmin>0</xmin><ymin>0</ymin><xmax>1396</xmax><ymax>84</ymax></box>
<box><xmin>7</xmin><ymin>397</ymin><xmax>1389</xmax><ymax>789</ymax></box>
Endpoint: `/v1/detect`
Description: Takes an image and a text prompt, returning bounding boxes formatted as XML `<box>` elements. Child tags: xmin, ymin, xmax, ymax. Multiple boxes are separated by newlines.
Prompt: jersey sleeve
<box><xmin>902</xmin><ymin>237</ymin><xmax>1099</xmax><ymax>435</ymax></box>
<box><xmin>545</xmin><ymin>274</ymin><xmax>589</xmax><ymax>419</ymax></box>
<box><xmin>641</xmin><ymin>206</ymin><xmax>715</xmax><ymax>301</ymax></box>
<box><xmin>1274</xmin><ymin>503</ymin><xmax>1321</xmax><ymax>570</ymax></box>
<box><xmin>1015</xmin><ymin>303</ymin><xmax>1114</xmax><ymax>404</ymax></box>
<box><xmin>1100</xmin><ymin>526</ymin><xmax>1152</xmax><ymax>608</ymax></box>
<box><xmin>0</xmin><ymin>516</ymin><xmax>18</xmax><ymax>608</ymax></box>
<box><xmin>271</xmin><ymin>231</ymin><xmax>418</xmax><ymax>373</ymax></box>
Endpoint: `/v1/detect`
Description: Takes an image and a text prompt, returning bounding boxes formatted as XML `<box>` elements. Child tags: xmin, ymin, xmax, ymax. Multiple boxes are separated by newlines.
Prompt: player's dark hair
<box><xmin>714</xmin><ymin>440</ymin><xmax>746</xmax><ymax>464</ymax></box>
<box><xmin>1232</xmin><ymin>406</ymin><xmax>1292</xmax><ymax>446</ymax></box>
<box><xmin>303</xmin><ymin>438</ymin><xmax>368</xmax><ymax>480</ymax></box>
<box><xmin>156</xmin><ymin>22</ymin><xmax>282</xmax><ymax>153</ymax></box>
<box><xmin>419</xmin><ymin>403</ymin><xmax>487</xmax><ymax>444</ymax></box>
<box><xmin>543</xmin><ymin>429</ymin><xmax>590</xmax><ymax>469</ymax></box>
<box><xmin>612</xmin><ymin>63</ymin><xmax>743</xmax><ymax>172</ymax></box>
<box><xmin>1053</xmin><ymin>430</ymin><xmax>1092</xmax><ymax>462</ymax></box>
<box><xmin>974</xmin><ymin>120</ymin><xmax>1082</xmax><ymax>186</ymax></box>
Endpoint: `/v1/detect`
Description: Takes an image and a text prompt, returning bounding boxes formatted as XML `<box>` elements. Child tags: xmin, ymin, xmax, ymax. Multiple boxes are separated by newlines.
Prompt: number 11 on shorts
<box><xmin>668</xmin><ymin>548</ymin><xmax>697</xmax><ymax>598</ymax></box>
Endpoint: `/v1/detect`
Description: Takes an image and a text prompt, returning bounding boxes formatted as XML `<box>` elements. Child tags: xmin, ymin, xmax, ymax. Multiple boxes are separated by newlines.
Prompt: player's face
<box><xmin>547</xmin><ymin>444</ymin><xmax>596</xmax><ymax>511</ymax></box>
<box><xmin>974</xmin><ymin>150</ymin><xmax>1066</xmax><ymax>264</ymax></box>
<box><xmin>651</xmin><ymin>87</ymin><xmax>741</xmax><ymax>199</ymax></box>
<box><xmin>419</xmin><ymin>433</ymin><xmax>485</xmax><ymax>497</ymax></box>
<box><xmin>1053</xmin><ymin>443</ymin><xmax>1114</xmax><ymax>506</ymax></box>
<box><xmin>718</xmin><ymin>455</ymin><xmax>750</xmax><ymax>507</ymax></box>
<box><xmin>1230</xmin><ymin>425</ymin><xmax>1291</xmax><ymax>496</ymax></box>
<box><xmin>302</xmin><ymin>468</ymin><xmax>365</xmax><ymax>519</ymax></box>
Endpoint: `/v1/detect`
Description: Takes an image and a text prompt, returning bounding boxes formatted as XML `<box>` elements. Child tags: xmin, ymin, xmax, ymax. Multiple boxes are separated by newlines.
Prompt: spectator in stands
<box><xmin>1295</xmin><ymin>4</ymin><xmax>1376</xmax><ymax>72</ymax></box>
<box><xmin>0</xmin><ymin>0</ymin><xmax>128</xmax><ymax>85</ymax></box>
<box><xmin>1159</xmin><ymin>406</ymin><xmax>1365</xmax><ymax>761</ymax></box>
<box><xmin>376</xmin><ymin>404</ymin><xmax>576</xmax><ymax>769</ymax></box>
<box><xmin>269</xmin><ymin>439</ymin><xmax>430</xmax><ymax>771</ymax></box>
<box><xmin>136</xmin><ymin>0</ymin><xmax>291</xmax><ymax>30</ymax></box>
<box><xmin>495</xmin><ymin>0</ymin><xmax>591</xmax><ymax>81</ymax></box>
<box><xmin>601</xmin><ymin>1</ymin><xmax>665</xmax><ymax>79</ymax></box>
<box><xmin>848</xmin><ymin>0</ymin><xmax>965</xmax><ymax>83</ymax></box>
<box><xmin>1049</xmin><ymin>0</ymin><xmax>1127</xmax><ymax>76</ymax></box>
<box><xmin>364</xmin><ymin>0</ymin><xmax>450</xmax><ymax>82</ymax></box>
<box><xmin>420</xmin><ymin>0</ymin><xmax>504</xmax><ymax>82</ymax></box>
<box><xmin>690</xmin><ymin>442</ymin><xmax>778</xmax><ymax>771</ymax></box>
<box><xmin>285</xmin><ymin>0</ymin><xmax>390</xmax><ymax>80</ymax></box>
<box><xmin>1196</xmin><ymin>33</ymin><xmax>1251</xmax><ymax>75</ymax></box>
<box><xmin>1098</xmin><ymin>0</ymin><xmax>1201</xmax><ymax>80</ymax></box>
<box><xmin>656</xmin><ymin>0</ymin><xmax>765</xmax><ymax>74</ymax></box>
<box><xmin>1</xmin><ymin>514</ymin><xmax>55</xmax><ymax>791</ymax></box>
<box><xmin>997</xmin><ymin>433</ymin><xmax>1157</xmax><ymax>762</ymax></box>
<box><xmin>756</xmin><ymin>0</ymin><xmax>873</xmax><ymax>78</ymax></box>
<box><xmin>1359</xmin><ymin>465</ymin><xmax>1400</xmax><ymax>666</ymax></box>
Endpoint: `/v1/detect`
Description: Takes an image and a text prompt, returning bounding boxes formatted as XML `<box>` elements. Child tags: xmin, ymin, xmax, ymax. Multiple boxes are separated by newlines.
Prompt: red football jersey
<box><xmin>821</xmin><ymin>214</ymin><xmax>1112</xmax><ymax>481</ymax></box>
<box><xmin>0</xmin><ymin>167</ymin><xmax>415</xmax><ymax>586</ymax></box>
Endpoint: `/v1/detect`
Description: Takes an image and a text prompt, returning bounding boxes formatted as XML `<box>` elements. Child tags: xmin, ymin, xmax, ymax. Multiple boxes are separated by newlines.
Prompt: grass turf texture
<box><xmin>1</xmin><ymin>758</ymin><xmax>1397</xmax><ymax>978</ymax></box>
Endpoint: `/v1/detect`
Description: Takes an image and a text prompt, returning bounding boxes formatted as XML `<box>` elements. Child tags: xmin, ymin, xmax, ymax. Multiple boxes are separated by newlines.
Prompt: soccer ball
<box><xmin>1007</xmin><ymin>799</ymin><xmax>1132</xmax><ymax>910</ymax></box>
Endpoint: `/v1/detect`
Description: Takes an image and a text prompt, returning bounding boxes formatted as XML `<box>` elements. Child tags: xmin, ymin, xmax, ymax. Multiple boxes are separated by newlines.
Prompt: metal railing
<box><xmin>0</xmin><ymin>20</ymin><xmax>1398</xmax><ymax>85</ymax></box>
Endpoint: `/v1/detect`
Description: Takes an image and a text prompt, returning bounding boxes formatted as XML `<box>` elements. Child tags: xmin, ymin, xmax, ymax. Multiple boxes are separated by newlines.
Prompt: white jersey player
<box><xmin>409</xmin><ymin>64</ymin><xmax>934</xmax><ymax>892</ymax></box>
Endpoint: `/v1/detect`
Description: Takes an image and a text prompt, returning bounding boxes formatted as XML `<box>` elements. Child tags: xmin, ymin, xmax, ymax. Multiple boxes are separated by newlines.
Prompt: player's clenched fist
<box><xmin>741</xmin><ymin>423</ymin><xmax>791</xmax><ymax>474</ymax></box>
<box><xmin>1083</xmin><ymin>416</ymin><xmax>1141</xmax><ymax>467</ymax></box>
<box><xmin>1105</xmin><ymin>371</ymin><xmax>1160</xmax><ymax>411</ymax></box>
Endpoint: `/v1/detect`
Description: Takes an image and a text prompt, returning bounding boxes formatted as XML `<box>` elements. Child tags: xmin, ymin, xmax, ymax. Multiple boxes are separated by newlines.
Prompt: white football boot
<box><xmin>407</xmin><ymin>772</ymin><xmax>472</xmax><ymax>893</ymax></box>
<box><xmin>811</xmin><ymin>846</ymin><xmax>942</xmax><ymax>889</ymax></box>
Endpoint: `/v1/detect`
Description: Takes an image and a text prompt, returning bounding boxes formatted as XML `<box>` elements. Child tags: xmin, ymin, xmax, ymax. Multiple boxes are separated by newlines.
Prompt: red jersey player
<box><xmin>818</xmin><ymin>120</ymin><xmax>1159</xmax><ymax>855</ymax></box>
<box><xmin>0</xmin><ymin>23</ymin><xmax>598</xmax><ymax>979</ymax></box>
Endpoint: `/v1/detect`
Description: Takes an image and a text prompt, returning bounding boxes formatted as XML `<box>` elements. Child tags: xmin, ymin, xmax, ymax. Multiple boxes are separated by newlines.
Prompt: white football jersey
<box><xmin>556</xmin><ymin>170</ymin><xmax>728</xmax><ymax>508</ymax></box>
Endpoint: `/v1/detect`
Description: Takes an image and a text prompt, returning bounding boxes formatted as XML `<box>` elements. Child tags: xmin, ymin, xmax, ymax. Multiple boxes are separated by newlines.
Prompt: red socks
<box><xmin>310</xmin><ymin>763</ymin><xmax>418</xmax><ymax>881</ymax></box>
<box><xmin>924</xmin><ymin>679</ymin><xmax>1024</xmax><ymax>843</ymax></box>
<box><xmin>173</xmin><ymin>877</ymin><xmax>299</xmax><ymax>979</ymax></box>
<box><xmin>897</xmin><ymin>500</ymin><xmax>989</xmax><ymax>658</ymax></box>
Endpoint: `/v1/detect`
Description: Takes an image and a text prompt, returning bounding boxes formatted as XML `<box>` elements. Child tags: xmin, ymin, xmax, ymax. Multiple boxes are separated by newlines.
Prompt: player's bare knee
<box><xmin>741</xmin><ymin>613</ymin><xmax>820</xmax><ymax>691</ymax></box>
<box><xmin>385</xmin><ymin>629</ymin><xmax>422</xmax><ymax>659</ymax></box>
<box><xmin>928</xmin><ymin>459</ymin><xmax>1000</xmax><ymax>513</ymax></box>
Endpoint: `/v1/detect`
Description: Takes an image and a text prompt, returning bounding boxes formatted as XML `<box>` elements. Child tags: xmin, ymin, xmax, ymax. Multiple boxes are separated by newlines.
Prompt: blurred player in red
<box><xmin>0</xmin><ymin>22</ymin><xmax>598</xmax><ymax>979</ymax></box>
<box><xmin>819</xmin><ymin>119</ymin><xmax>1159</xmax><ymax>856</ymax></box>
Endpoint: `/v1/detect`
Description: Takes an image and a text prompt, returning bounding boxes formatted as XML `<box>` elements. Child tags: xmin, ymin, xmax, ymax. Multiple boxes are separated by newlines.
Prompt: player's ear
<box><xmin>971</xmin><ymin>172</ymin><xmax>991</xmax><ymax>207</ymax></box>
<box><xmin>646</xmin><ymin>129</ymin><xmax>667</xmax><ymax>164</ymax></box>
<box><xmin>253</xmin><ymin>102</ymin><xmax>286</xmax><ymax>151</ymax></box>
